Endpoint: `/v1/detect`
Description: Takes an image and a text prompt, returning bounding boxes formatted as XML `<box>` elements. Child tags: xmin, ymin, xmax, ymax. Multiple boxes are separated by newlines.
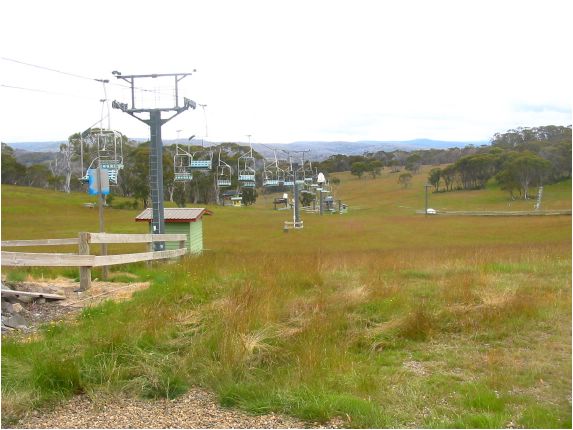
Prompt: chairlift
<box><xmin>174</xmin><ymin>144</ymin><xmax>193</xmax><ymax>182</ymax></box>
<box><xmin>263</xmin><ymin>152</ymin><xmax>285</xmax><ymax>187</ymax></box>
<box><xmin>190</xmin><ymin>149</ymin><xmax>213</xmax><ymax>170</ymax></box>
<box><xmin>93</xmin><ymin>82</ymin><xmax>123</xmax><ymax>184</ymax></box>
<box><xmin>283</xmin><ymin>175</ymin><xmax>294</xmax><ymax>186</ymax></box>
<box><xmin>238</xmin><ymin>148</ymin><xmax>256</xmax><ymax>187</ymax></box>
<box><xmin>294</xmin><ymin>153</ymin><xmax>314</xmax><ymax>185</ymax></box>
<box><xmin>97</xmin><ymin>130</ymin><xmax>123</xmax><ymax>170</ymax></box>
<box><xmin>216</xmin><ymin>148</ymin><xmax>232</xmax><ymax>187</ymax></box>
<box><xmin>79</xmin><ymin>129</ymin><xmax>124</xmax><ymax>185</ymax></box>
<box><xmin>280</xmin><ymin>158</ymin><xmax>295</xmax><ymax>186</ymax></box>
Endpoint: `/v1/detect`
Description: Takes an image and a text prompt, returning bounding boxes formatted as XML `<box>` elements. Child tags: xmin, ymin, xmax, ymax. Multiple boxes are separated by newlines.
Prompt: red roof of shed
<box><xmin>135</xmin><ymin>208</ymin><xmax>212</xmax><ymax>223</ymax></box>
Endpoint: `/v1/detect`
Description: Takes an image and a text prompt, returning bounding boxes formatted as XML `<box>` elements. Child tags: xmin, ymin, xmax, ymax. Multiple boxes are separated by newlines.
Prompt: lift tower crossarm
<box><xmin>112</xmin><ymin>103</ymin><xmax>191</xmax><ymax>125</ymax></box>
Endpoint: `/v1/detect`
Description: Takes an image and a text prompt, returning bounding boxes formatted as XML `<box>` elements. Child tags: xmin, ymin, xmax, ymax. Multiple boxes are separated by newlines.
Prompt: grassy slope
<box><xmin>1</xmin><ymin>169</ymin><xmax>571</xmax><ymax>428</ymax></box>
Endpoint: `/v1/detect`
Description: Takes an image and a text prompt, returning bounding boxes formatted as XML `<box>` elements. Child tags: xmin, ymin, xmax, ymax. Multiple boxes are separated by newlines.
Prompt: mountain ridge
<box><xmin>6</xmin><ymin>138</ymin><xmax>490</xmax><ymax>161</ymax></box>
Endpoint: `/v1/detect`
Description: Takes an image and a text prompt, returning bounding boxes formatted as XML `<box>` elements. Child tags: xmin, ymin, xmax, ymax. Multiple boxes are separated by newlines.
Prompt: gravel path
<box><xmin>15</xmin><ymin>388</ymin><xmax>342</xmax><ymax>429</ymax></box>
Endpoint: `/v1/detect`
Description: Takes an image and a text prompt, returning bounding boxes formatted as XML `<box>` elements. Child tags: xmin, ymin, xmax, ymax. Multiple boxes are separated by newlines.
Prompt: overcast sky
<box><xmin>1</xmin><ymin>0</ymin><xmax>571</xmax><ymax>144</ymax></box>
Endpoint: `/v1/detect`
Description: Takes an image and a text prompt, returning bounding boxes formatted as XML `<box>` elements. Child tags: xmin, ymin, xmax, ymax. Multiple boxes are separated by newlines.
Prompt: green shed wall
<box><xmin>148</xmin><ymin>220</ymin><xmax>203</xmax><ymax>254</ymax></box>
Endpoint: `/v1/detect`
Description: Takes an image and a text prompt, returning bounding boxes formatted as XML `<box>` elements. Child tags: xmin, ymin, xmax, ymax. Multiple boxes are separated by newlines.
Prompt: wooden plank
<box><xmin>88</xmin><ymin>233</ymin><xmax>188</xmax><ymax>244</ymax></box>
<box><xmin>92</xmin><ymin>248</ymin><xmax>186</xmax><ymax>267</ymax></box>
<box><xmin>1</xmin><ymin>251</ymin><xmax>95</xmax><ymax>267</ymax></box>
<box><xmin>149</xmin><ymin>233</ymin><xmax>188</xmax><ymax>242</ymax></box>
<box><xmin>1</xmin><ymin>289</ymin><xmax>66</xmax><ymax>300</ymax></box>
<box><xmin>88</xmin><ymin>233</ymin><xmax>152</xmax><ymax>244</ymax></box>
<box><xmin>1</xmin><ymin>238</ymin><xmax>79</xmax><ymax>247</ymax></box>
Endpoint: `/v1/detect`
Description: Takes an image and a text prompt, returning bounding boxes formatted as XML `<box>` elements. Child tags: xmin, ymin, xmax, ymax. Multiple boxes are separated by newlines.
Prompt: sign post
<box><xmin>424</xmin><ymin>183</ymin><xmax>432</xmax><ymax>217</ymax></box>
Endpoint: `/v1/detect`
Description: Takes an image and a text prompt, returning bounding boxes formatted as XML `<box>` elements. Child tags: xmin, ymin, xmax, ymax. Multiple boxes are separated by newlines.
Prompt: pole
<box><xmin>96</xmin><ymin>167</ymin><xmax>109</xmax><ymax>279</ymax></box>
<box><xmin>424</xmin><ymin>183</ymin><xmax>431</xmax><ymax>217</ymax></box>
<box><xmin>150</xmin><ymin>109</ymin><xmax>166</xmax><ymax>251</ymax></box>
<box><xmin>293</xmin><ymin>163</ymin><xmax>300</xmax><ymax>226</ymax></box>
<box><xmin>199</xmin><ymin>104</ymin><xmax>208</xmax><ymax>137</ymax></box>
<box><xmin>319</xmin><ymin>189</ymin><xmax>323</xmax><ymax>215</ymax></box>
<box><xmin>79</xmin><ymin>133</ymin><xmax>84</xmax><ymax>177</ymax></box>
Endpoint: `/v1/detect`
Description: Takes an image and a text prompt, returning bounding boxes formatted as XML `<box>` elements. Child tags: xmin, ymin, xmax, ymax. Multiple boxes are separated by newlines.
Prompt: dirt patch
<box><xmin>1</xmin><ymin>278</ymin><xmax>149</xmax><ymax>338</ymax></box>
<box><xmin>14</xmin><ymin>389</ymin><xmax>342</xmax><ymax>429</ymax></box>
<box><xmin>402</xmin><ymin>360</ymin><xmax>429</xmax><ymax>376</ymax></box>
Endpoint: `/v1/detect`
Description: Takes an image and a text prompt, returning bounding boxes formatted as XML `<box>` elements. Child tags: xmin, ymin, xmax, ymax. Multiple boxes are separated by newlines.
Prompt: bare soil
<box><xmin>2</xmin><ymin>277</ymin><xmax>149</xmax><ymax>339</ymax></box>
<box><xmin>12</xmin><ymin>389</ymin><xmax>343</xmax><ymax>429</ymax></box>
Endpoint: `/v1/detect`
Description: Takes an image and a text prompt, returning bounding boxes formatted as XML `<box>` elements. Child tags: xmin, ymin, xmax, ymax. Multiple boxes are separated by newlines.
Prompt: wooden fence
<box><xmin>1</xmin><ymin>232</ymin><xmax>188</xmax><ymax>291</ymax></box>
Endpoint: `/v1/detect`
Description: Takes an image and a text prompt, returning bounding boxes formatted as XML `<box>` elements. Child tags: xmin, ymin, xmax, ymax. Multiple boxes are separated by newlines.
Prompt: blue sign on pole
<box><xmin>87</xmin><ymin>169</ymin><xmax>110</xmax><ymax>195</ymax></box>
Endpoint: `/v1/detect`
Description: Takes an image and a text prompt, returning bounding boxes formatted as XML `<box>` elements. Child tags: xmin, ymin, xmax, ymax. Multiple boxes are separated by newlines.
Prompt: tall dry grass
<box><xmin>1</xmin><ymin>172</ymin><xmax>571</xmax><ymax>427</ymax></box>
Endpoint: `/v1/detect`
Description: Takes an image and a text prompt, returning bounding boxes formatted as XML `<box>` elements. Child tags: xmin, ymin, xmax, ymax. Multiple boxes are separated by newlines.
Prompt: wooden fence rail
<box><xmin>0</xmin><ymin>238</ymin><xmax>79</xmax><ymax>247</ymax></box>
<box><xmin>1</xmin><ymin>233</ymin><xmax>187</xmax><ymax>247</ymax></box>
<box><xmin>1</xmin><ymin>232</ymin><xmax>188</xmax><ymax>291</ymax></box>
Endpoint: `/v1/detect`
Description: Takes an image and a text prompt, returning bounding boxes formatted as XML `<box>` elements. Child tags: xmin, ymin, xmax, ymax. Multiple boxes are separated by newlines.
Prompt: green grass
<box><xmin>1</xmin><ymin>168</ymin><xmax>571</xmax><ymax>428</ymax></box>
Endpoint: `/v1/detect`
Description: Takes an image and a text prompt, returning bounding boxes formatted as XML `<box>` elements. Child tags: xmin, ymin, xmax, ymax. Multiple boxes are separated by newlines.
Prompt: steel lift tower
<box><xmin>112</xmin><ymin>72</ymin><xmax>196</xmax><ymax>250</ymax></box>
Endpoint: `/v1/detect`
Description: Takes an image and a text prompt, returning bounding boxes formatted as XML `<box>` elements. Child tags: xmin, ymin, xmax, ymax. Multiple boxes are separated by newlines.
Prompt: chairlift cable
<box><xmin>1</xmin><ymin>57</ymin><xmax>177</xmax><ymax>97</ymax></box>
<box><xmin>1</xmin><ymin>83</ymin><xmax>98</xmax><ymax>100</ymax></box>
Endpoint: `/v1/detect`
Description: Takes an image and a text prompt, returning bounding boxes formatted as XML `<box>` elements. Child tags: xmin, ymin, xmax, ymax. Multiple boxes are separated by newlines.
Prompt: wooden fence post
<box><xmin>78</xmin><ymin>232</ymin><xmax>91</xmax><ymax>291</ymax></box>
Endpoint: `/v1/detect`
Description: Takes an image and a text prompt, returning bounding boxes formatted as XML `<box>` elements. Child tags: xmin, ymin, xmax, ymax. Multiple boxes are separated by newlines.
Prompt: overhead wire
<box><xmin>1</xmin><ymin>56</ymin><xmax>97</xmax><ymax>82</ymax></box>
<box><xmin>0</xmin><ymin>83</ymin><xmax>99</xmax><ymax>100</ymax></box>
<box><xmin>1</xmin><ymin>56</ymin><xmax>177</xmax><ymax>98</ymax></box>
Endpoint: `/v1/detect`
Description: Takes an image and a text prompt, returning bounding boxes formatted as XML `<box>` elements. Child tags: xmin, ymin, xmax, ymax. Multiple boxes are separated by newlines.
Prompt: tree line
<box><xmin>310</xmin><ymin>125</ymin><xmax>571</xmax><ymax>199</ymax></box>
<box><xmin>3</xmin><ymin>124</ymin><xmax>570</xmax><ymax>205</ymax></box>
<box><xmin>427</xmin><ymin>126</ymin><xmax>571</xmax><ymax>199</ymax></box>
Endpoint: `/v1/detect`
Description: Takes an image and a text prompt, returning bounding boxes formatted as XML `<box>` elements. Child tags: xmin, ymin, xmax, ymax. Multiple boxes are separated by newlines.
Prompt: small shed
<box><xmin>221</xmin><ymin>190</ymin><xmax>241</xmax><ymax>207</ymax></box>
<box><xmin>135</xmin><ymin>208</ymin><xmax>212</xmax><ymax>254</ymax></box>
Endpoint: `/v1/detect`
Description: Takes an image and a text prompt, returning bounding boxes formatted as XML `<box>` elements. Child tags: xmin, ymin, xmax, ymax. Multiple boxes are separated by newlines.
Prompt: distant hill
<box><xmin>6</xmin><ymin>138</ymin><xmax>489</xmax><ymax>161</ymax></box>
<box><xmin>253</xmin><ymin>139</ymin><xmax>489</xmax><ymax>160</ymax></box>
<box><xmin>7</xmin><ymin>141</ymin><xmax>66</xmax><ymax>152</ymax></box>
<box><xmin>13</xmin><ymin>149</ymin><xmax>57</xmax><ymax>166</ymax></box>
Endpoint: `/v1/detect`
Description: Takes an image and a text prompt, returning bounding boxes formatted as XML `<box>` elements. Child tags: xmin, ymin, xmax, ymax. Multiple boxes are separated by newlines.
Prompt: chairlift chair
<box><xmin>174</xmin><ymin>145</ymin><xmax>193</xmax><ymax>182</ymax></box>
<box><xmin>283</xmin><ymin>171</ymin><xmax>295</xmax><ymax>186</ymax></box>
<box><xmin>217</xmin><ymin>163</ymin><xmax>232</xmax><ymax>187</ymax></box>
<box><xmin>294</xmin><ymin>154</ymin><xmax>313</xmax><ymax>185</ymax></box>
<box><xmin>96</xmin><ymin>130</ymin><xmax>124</xmax><ymax>185</ymax></box>
<box><xmin>216</xmin><ymin>148</ymin><xmax>232</xmax><ymax>187</ymax></box>
<box><xmin>262</xmin><ymin>157</ymin><xmax>285</xmax><ymax>187</ymax></box>
<box><xmin>238</xmin><ymin>151</ymin><xmax>256</xmax><ymax>187</ymax></box>
<box><xmin>263</xmin><ymin>173</ymin><xmax>280</xmax><ymax>187</ymax></box>
<box><xmin>190</xmin><ymin>149</ymin><xmax>213</xmax><ymax>170</ymax></box>
<box><xmin>278</xmin><ymin>158</ymin><xmax>294</xmax><ymax>186</ymax></box>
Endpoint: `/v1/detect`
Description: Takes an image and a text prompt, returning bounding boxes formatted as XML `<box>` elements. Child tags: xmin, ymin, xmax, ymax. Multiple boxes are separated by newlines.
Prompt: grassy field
<box><xmin>1</xmin><ymin>167</ymin><xmax>571</xmax><ymax>428</ymax></box>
